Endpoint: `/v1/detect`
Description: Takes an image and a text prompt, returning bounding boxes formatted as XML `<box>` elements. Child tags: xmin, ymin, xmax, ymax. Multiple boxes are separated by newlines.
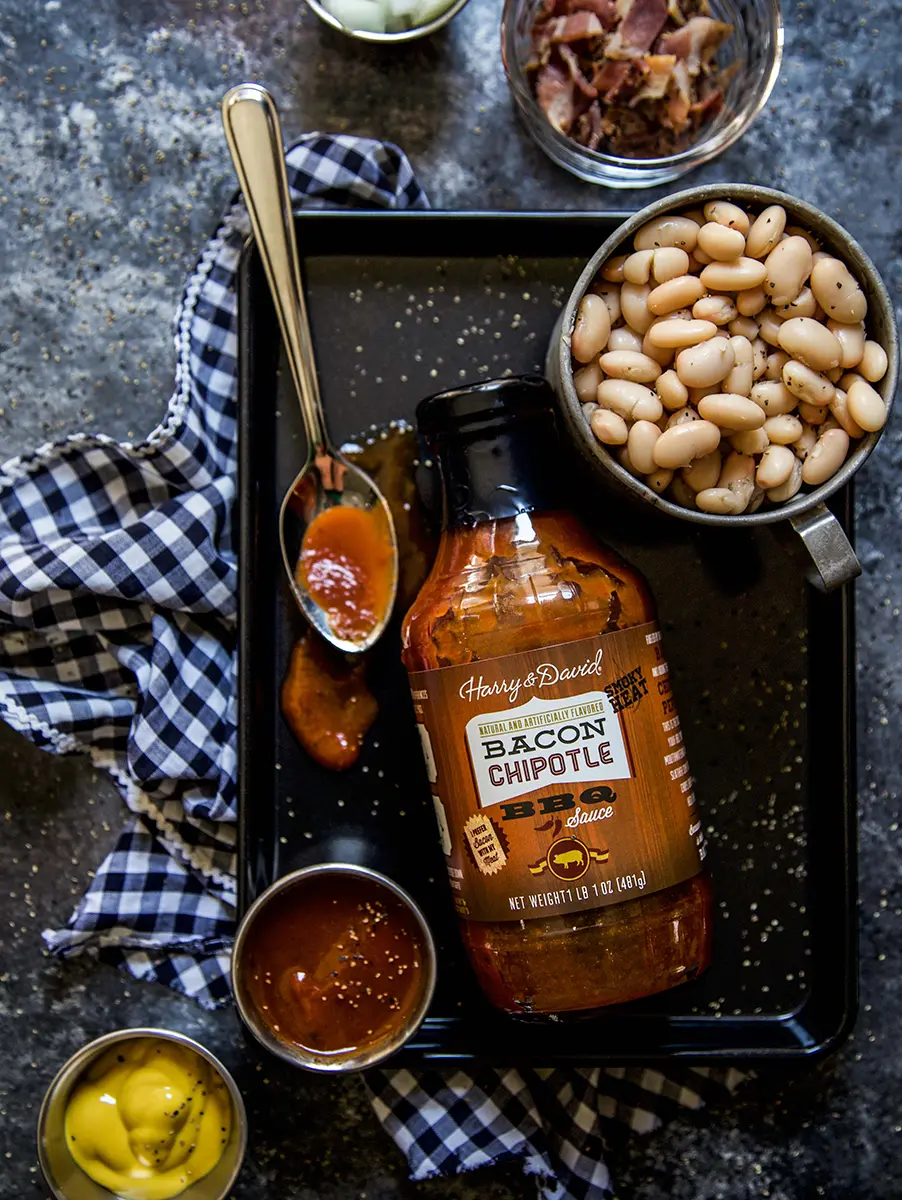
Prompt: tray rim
<box><xmin>236</xmin><ymin>209</ymin><xmax>859</xmax><ymax>1065</ymax></box>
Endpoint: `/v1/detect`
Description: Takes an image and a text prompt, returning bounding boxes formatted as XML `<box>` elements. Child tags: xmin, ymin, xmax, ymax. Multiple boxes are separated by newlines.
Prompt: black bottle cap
<box><xmin>416</xmin><ymin>375</ymin><xmax>564</xmax><ymax>529</ymax></box>
<box><xmin>416</xmin><ymin>374</ymin><xmax>556</xmax><ymax>444</ymax></box>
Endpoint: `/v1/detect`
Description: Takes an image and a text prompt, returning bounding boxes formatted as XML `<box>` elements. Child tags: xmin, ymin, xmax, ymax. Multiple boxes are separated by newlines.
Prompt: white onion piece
<box><xmin>325</xmin><ymin>0</ymin><xmax>387</xmax><ymax>32</ymax></box>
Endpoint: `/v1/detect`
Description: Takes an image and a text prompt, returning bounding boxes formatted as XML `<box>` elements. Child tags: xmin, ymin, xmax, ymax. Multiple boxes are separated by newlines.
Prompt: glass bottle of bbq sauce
<box><xmin>401</xmin><ymin>376</ymin><xmax>713</xmax><ymax>1016</ymax></box>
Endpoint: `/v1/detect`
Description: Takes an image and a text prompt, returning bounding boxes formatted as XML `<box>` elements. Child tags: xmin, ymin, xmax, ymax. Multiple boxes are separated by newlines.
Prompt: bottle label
<box><xmin>408</xmin><ymin>622</ymin><xmax>705</xmax><ymax>923</ymax></box>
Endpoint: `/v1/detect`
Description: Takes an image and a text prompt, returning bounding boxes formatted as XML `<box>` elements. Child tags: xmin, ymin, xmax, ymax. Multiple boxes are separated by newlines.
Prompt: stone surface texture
<box><xmin>1</xmin><ymin>0</ymin><xmax>901</xmax><ymax>1197</ymax></box>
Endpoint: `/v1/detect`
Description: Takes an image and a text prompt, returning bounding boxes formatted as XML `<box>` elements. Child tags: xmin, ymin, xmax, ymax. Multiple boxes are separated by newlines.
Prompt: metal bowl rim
<box><xmin>305</xmin><ymin>0</ymin><xmax>471</xmax><ymax>44</ymax></box>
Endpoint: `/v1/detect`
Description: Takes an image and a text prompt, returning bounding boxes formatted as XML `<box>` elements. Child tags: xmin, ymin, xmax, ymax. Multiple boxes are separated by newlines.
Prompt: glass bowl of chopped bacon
<box><xmin>501</xmin><ymin>0</ymin><xmax>783</xmax><ymax>187</ymax></box>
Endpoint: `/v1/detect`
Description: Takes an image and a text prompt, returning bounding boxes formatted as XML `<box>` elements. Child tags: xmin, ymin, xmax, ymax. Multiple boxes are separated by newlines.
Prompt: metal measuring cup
<box><xmin>547</xmin><ymin>184</ymin><xmax>899</xmax><ymax>591</ymax></box>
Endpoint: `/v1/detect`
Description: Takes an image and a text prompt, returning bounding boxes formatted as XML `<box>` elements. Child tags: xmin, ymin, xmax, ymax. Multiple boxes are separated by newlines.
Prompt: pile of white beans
<box><xmin>570</xmin><ymin>200</ymin><xmax>890</xmax><ymax>515</ymax></box>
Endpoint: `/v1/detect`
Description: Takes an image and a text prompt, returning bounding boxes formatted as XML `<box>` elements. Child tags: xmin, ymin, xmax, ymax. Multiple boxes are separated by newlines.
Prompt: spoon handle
<box><xmin>221</xmin><ymin>84</ymin><xmax>329</xmax><ymax>454</ymax></box>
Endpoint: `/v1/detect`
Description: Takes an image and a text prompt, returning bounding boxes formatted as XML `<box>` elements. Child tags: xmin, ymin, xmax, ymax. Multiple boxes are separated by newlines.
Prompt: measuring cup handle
<box><xmin>788</xmin><ymin>503</ymin><xmax>860</xmax><ymax>592</ymax></box>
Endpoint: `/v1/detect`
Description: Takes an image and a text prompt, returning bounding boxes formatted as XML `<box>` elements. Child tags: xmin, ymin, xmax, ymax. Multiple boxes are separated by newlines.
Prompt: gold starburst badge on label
<box><xmin>464</xmin><ymin>813</ymin><xmax>508</xmax><ymax>876</ymax></box>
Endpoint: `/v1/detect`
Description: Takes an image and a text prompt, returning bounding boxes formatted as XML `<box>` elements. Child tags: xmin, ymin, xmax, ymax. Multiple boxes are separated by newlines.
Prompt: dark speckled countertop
<box><xmin>1</xmin><ymin>1</ymin><xmax>901</xmax><ymax>1197</ymax></box>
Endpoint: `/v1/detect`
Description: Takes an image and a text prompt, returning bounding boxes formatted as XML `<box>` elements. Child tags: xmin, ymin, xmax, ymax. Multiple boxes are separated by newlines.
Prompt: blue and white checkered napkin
<box><xmin>0</xmin><ymin>134</ymin><xmax>742</xmax><ymax>1199</ymax></box>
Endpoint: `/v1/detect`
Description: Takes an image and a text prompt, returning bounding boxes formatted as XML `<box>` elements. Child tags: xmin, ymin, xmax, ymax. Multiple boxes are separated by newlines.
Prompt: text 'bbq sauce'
<box><xmin>401</xmin><ymin>376</ymin><xmax>713</xmax><ymax>1016</ymax></box>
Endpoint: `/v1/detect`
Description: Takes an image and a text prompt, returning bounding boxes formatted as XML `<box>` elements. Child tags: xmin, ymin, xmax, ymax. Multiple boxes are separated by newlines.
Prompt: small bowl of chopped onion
<box><xmin>501</xmin><ymin>0</ymin><xmax>784</xmax><ymax>187</ymax></box>
<box><xmin>308</xmin><ymin>0</ymin><xmax>470</xmax><ymax>42</ymax></box>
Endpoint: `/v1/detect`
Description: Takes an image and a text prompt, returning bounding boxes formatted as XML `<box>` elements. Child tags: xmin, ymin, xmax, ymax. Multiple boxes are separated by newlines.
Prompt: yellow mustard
<box><xmin>64</xmin><ymin>1038</ymin><xmax>232</xmax><ymax>1200</ymax></box>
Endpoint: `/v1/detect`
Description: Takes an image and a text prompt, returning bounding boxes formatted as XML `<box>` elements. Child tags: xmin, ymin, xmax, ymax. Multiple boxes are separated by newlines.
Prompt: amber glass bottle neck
<box><xmin>433</xmin><ymin>418</ymin><xmax>565</xmax><ymax>530</ymax></box>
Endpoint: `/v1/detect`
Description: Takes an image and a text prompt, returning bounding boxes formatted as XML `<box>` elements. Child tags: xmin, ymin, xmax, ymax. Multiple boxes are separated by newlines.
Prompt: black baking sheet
<box><xmin>237</xmin><ymin>212</ymin><xmax>857</xmax><ymax>1063</ymax></box>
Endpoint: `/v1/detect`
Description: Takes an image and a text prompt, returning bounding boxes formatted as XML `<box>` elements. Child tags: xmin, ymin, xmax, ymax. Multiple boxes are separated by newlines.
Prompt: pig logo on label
<box><xmin>528</xmin><ymin>835</ymin><xmax>610</xmax><ymax>881</ymax></box>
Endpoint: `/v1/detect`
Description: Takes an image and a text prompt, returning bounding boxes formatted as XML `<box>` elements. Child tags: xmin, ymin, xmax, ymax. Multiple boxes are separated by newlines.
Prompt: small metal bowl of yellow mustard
<box><xmin>37</xmin><ymin>1028</ymin><xmax>247</xmax><ymax>1200</ymax></box>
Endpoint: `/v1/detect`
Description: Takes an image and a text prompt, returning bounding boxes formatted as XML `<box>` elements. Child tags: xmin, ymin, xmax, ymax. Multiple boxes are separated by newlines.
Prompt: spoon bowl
<box><xmin>222</xmin><ymin>84</ymin><xmax>398</xmax><ymax>654</ymax></box>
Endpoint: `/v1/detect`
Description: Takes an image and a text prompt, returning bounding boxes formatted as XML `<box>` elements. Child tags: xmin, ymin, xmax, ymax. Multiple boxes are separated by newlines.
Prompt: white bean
<box><xmin>593</xmin><ymin>282</ymin><xmax>622</xmax><ymax>326</ymax></box>
<box><xmin>617</xmin><ymin>445</ymin><xmax>643</xmax><ymax>478</ymax></box>
<box><xmin>728</xmin><ymin>315</ymin><xmax>760</xmax><ymax>341</ymax></box>
<box><xmin>572</xmin><ymin>294</ymin><xmax>611</xmax><ymax>362</ymax></box>
<box><xmin>763</xmin><ymin>414</ymin><xmax>803</xmax><ymax>444</ymax></box>
<box><xmin>669</xmin><ymin>476</ymin><xmax>699</xmax><ymax>508</ymax></box>
<box><xmin>745</xmin><ymin>205</ymin><xmax>787</xmax><ymax>259</ymax></box>
<box><xmin>700</xmin><ymin>257</ymin><xmax>768</xmax><ymax>291</ymax></box>
<box><xmin>750</xmin><ymin>380</ymin><xmax>797</xmax><ymax>415</ymax></box>
<box><xmin>826</xmin><ymin>320</ymin><xmax>865</xmax><ymax>370</ymax></box>
<box><xmin>793</xmin><ymin>423</ymin><xmax>818</xmax><ymax>459</ymax></box>
<box><xmin>799</xmin><ymin>400</ymin><xmax>829</xmax><ymax>427</ymax></box>
<box><xmin>737</xmin><ymin>286</ymin><xmax>768</xmax><ymax>316</ymax></box>
<box><xmin>621</xmin><ymin>282</ymin><xmax>654</xmax><ymax>334</ymax></box>
<box><xmin>623</xmin><ymin>250</ymin><xmax>655</xmax><ymax>284</ymax></box>
<box><xmin>703</xmin><ymin>201</ymin><xmax>750</xmax><ymax>235</ymax></box>
<box><xmin>675</xmin><ymin>339</ymin><xmax>736</xmax><ymax>388</ymax></box>
<box><xmin>802</xmin><ymin>426</ymin><xmax>850</xmax><ymax>485</ymax></box>
<box><xmin>656</xmin><ymin>369</ymin><xmax>690</xmax><ymax>411</ymax></box>
<box><xmin>608</xmin><ymin>326</ymin><xmax>645</xmax><ymax>353</ymax></box>
<box><xmin>642</xmin><ymin>325</ymin><xmax>676</xmax><ymax>367</ymax></box>
<box><xmin>697</xmin><ymin>221</ymin><xmax>746</xmax><ymax>261</ymax></box>
<box><xmin>777</xmin><ymin>317</ymin><xmax>843</xmax><ymax>372</ymax></box>
<box><xmin>766</xmin><ymin>457</ymin><xmax>803</xmax><ymax>502</ymax></box>
<box><xmin>652</xmin><ymin>420</ymin><xmax>721</xmax><ymax>469</ymax></box>
<box><xmin>652</xmin><ymin>247</ymin><xmax>691</xmax><ymax>282</ymax></box>
<box><xmin>860</xmin><ymin>340</ymin><xmax>889</xmax><ymax>383</ymax></box>
<box><xmin>774</xmin><ymin>285</ymin><xmax>817</xmax><ymax>320</ymax></box>
<box><xmin>810</xmin><ymin>256</ymin><xmax>867</xmax><ymax>324</ymax></box>
<box><xmin>599</xmin><ymin>350</ymin><xmax>662</xmax><ymax>383</ymax></box>
<box><xmin>751</xmin><ymin>338</ymin><xmax>768</xmax><ymax>380</ymax></box>
<box><xmin>682</xmin><ymin>449</ymin><xmax>722</xmax><ymax>492</ymax></box>
<box><xmin>590</xmin><ymin>408</ymin><xmax>629</xmax><ymax>445</ymax></box>
<box><xmin>846</xmin><ymin>377</ymin><xmax>887</xmax><ymax>432</ymax></box>
<box><xmin>756</xmin><ymin>444</ymin><xmax>796</xmax><ymax>489</ymax></box>
<box><xmin>597</xmin><ymin>379</ymin><xmax>663</xmax><ymax>422</ymax></box>
<box><xmin>785</xmin><ymin>225</ymin><xmax>821</xmax><ymax>254</ymax></box>
<box><xmin>601</xmin><ymin>255</ymin><xmax>628</xmax><ymax>283</ymax></box>
<box><xmin>634</xmin><ymin>216</ymin><xmax>700</xmax><ymax>252</ymax></box>
<box><xmin>782</xmin><ymin>360</ymin><xmax>835</xmax><ymax>407</ymax></box>
<box><xmin>698</xmin><ymin>392</ymin><xmax>766</xmax><ymax>430</ymax></box>
<box><xmin>666</xmin><ymin>406</ymin><xmax>701</xmax><ymax>429</ymax></box>
<box><xmin>573</xmin><ymin>361</ymin><xmax>602</xmax><ymax>403</ymax></box>
<box><xmin>730</xmin><ymin>427</ymin><xmax>770</xmax><ymax>455</ymax></box>
<box><xmin>689</xmin><ymin>248</ymin><xmax>713</xmax><ymax>268</ymax></box>
<box><xmin>724</xmin><ymin>336</ymin><xmax>754</xmax><ymax>396</ymax></box>
<box><xmin>765</xmin><ymin>350</ymin><xmax>791</xmax><ymax>381</ymax></box>
<box><xmin>647</xmin><ymin>274</ymin><xmax>707</xmax><ymax>315</ymax></box>
<box><xmin>826</xmin><ymin>387</ymin><xmax>863</xmax><ymax>438</ymax></box>
<box><xmin>826</xmin><ymin>366</ymin><xmax>844</xmax><ymax>384</ymax></box>
<box><xmin>647</xmin><ymin>319</ymin><xmax>718</xmax><ymax>348</ymax></box>
<box><xmin>582</xmin><ymin>401</ymin><xmax>598</xmax><ymax>421</ymax></box>
<box><xmin>627</xmin><ymin>420</ymin><xmax>662</xmax><ymax>474</ymax></box>
<box><xmin>757</xmin><ymin>309</ymin><xmax>784</xmax><ymax>347</ymax></box>
<box><xmin>764</xmin><ymin>236</ymin><xmax>813</xmax><ymax>306</ymax></box>
<box><xmin>688</xmin><ymin>385</ymin><xmax>720</xmax><ymax>407</ymax></box>
<box><xmin>695</xmin><ymin>487</ymin><xmax>748</xmax><ymax>515</ymax></box>
<box><xmin>693</xmin><ymin>295</ymin><xmax>738</xmax><ymax>325</ymax></box>
<box><xmin>645</xmin><ymin>467</ymin><xmax>674</xmax><ymax>493</ymax></box>
<box><xmin>644</xmin><ymin>467</ymin><xmax>674</xmax><ymax>493</ymax></box>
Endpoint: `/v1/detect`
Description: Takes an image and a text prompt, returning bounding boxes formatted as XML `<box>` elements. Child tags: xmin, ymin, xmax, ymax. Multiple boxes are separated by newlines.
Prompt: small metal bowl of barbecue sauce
<box><xmin>232</xmin><ymin>864</ymin><xmax>437</xmax><ymax>1073</ymax></box>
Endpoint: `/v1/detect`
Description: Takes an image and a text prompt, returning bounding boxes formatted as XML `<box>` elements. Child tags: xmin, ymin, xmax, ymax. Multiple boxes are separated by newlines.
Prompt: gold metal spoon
<box><xmin>221</xmin><ymin>83</ymin><xmax>399</xmax><ymax>654</ymax></box>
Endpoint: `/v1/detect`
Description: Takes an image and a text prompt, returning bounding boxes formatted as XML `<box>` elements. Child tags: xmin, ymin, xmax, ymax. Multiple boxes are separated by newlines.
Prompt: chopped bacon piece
<box><xmin>549</xmin><ymin>11</ymin><xmax>605</xmax><ymax>40</ymax></box>
<box><xmin>536</xmin><ymin>61</ymin><xmax>579</xmax><ymax>134</ymax></box>
<box><xmin>593</xmin><ymin>58</ymin><xmax>633</xmax><ymax>102</ymax></box>
<box><xmin>569</xmin><ymin>0</ymin><xmax>617</xmax><ymax>27</ymax></box>
<box><xmin>630</xmin><ymin>52</ymin><xmax>677</xmax><ymax>102</ymax></box>
<box><xmin>657</xmin><ymin>15</ymin><xmax>732</xmax><ymax>74</ymax></box>
<box><xmin>559</xmin><ymin>43</ymin><xmax>599</xmax><ymax>99</ymax></box>
<box><xmin>618</xmin><ymin>0</ymin><xmax>668</xmax><ymax>48</ymax></box>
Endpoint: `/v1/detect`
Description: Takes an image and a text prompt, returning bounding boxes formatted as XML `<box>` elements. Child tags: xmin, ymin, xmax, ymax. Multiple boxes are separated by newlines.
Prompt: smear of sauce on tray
<box><xmin>281</xmin><ymin>422</ymin><xmax>437</xmax><ymax>771</ymax></box>
<box><xmin>281</xmin><ymin>635</ymin><xmax>378</xmax><ymax>771</ymax></box>
<box><xmin>240</xmin><ymin>872</ymin><xmax>427</xmax><ymax>1060</ymax></box>
<box><xmin>298</xmin><ymin>503</ymin><xmax>394</xmax><ymax>644</ymax></box>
